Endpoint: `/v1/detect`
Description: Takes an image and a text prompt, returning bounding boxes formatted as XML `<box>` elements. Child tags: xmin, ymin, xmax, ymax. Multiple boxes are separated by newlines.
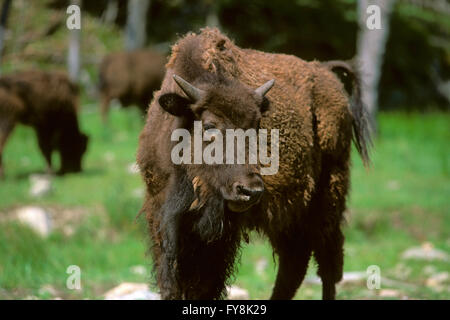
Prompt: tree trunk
<box><xmin>102</xmin><ymin>0</ymin><xmax>119</xmax><ymax>24</ymax></box>
<box><xmin>356</xmin><ymin>0</ymin><xmax>396</xmax><ymax>131</ymax></box>
<box><xmin>68</xmin><ymin>0</ymin><xmax>81</xmax><ymax>82</ymax></box>
<box><xmin>125</xmin><ymin>0</ymin><xmax>150</xmax><ymax>51</ymax></box>
<box><xmin>205</xmin><ymin>1</ymin><xmax>220</xmax><ymax>28</ymax></box>
<box><xmin>0</xmin><ymin>0</ymin><xmax>12</xmax><ymax>74</ymax></box>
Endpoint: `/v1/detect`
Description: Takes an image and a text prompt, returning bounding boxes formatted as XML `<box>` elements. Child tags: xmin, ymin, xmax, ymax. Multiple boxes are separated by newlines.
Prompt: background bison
<box><xmin>137</xmin><ymin>28</ymin><xmax>371</xmax><ymax>300</ymax></box>
<box><xmin>0</xmin><ymin>70</ymin><xmax>88</xmax><ymax>178</ymax></box>
<box><xmin>98</xmin><ymin>49</ymin><xmax>166</xmax><ymax>122</ymax></box>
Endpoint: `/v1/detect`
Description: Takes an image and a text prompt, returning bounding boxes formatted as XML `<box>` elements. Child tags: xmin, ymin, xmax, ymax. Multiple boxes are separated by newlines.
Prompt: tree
<box><xmin>0</xmin><ymin>0</ymin><xmax>12</xmax><ymax>74</ymax></box>
<box><xmin>356</xmin><ymin>0</ymin><xmax>396</xmax><ymax>129</ymax></box>
<box><xmin>102</xmin><ymin>0</ymin><xmax>119</xmax><ymax>24</ymax></box>
<box><xmin>125</xmin><ymin>0</ymin><xmax>150</xmax><ymax>51</ymax></box>
<box><xmin>67</xmin><ymin>0</ymin><xmax>81</xmax><ymax>82</ymax></box>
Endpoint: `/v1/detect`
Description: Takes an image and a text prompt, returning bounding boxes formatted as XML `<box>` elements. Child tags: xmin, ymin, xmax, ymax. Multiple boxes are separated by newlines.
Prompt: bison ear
<box><xmin>259</xmin><ymin>97</ymin><xmax>270</xmax><ymax>114</ymax></box>
<box><xmin>158</xmin><ymin>93</ymin><xmax>192</xmax><ymax>117</ymax></box>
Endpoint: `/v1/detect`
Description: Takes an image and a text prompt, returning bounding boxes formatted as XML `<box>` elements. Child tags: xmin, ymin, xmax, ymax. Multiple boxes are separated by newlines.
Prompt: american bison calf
<box><xmin>0</xmin><ymin>70</ymin><xmax>88</xmax><ymax>178</ymax></box>
<box><xmin>137</xmin><ymin>28</ymin><xmax>371</xmax><ymax>300</ymax></box>
<box><xmin>98</xmin><ymin>49</ymin><xmax>166</xmax><ymax>122</ymax></box>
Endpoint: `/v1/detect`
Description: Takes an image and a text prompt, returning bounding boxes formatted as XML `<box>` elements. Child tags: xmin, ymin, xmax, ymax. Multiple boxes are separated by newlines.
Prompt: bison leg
<box><xmin>36</xmin><ymin>127</ymin><xmax>54</xmax><ymax>174</ymax></box>
<box><xmin>0</xmin><ymin>119</ymin><xmax>16</xmax><ymax>179</ymax></box>
<box><xmin>313</xmin><ymin>227</ymin><xmax>344</xmax><ymax>300</ymax></box>
<box><xmin>311</xmin><ymin>162</ymin><xmax>349</xmax><ymax>300</ymax></box>
<box><xmin>270</xmin><ymin>234</ymin><xmax>312</xmax><ymax>300</ymax></box>
<box><xmin>100</xmin><ymin>94</ymin><xmax>111</xmax><ymax>123</ymax></box>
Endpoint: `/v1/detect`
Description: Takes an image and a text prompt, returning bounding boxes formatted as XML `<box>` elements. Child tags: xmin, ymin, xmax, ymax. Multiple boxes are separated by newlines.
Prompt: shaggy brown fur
<box><xmin>137</xmin><ymin>28</ymin><xmax>371</xmax><ymax>300</ymax></box>
<box><xmin>98</xmin><ymin>49</ymin><xmax>166</xmax><ymax>122</ymax></box>
<box><xmin>0</xmin><ymin>70</ymin><xmax>88</xmax><ymax>178</ymax></box>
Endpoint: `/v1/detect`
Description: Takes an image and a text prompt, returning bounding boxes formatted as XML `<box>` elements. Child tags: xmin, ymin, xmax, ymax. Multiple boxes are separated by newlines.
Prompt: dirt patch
<box><xmin>0</xmin><ymin>204</ymin><xmax>95</xmax><ymax>236</ymax></box>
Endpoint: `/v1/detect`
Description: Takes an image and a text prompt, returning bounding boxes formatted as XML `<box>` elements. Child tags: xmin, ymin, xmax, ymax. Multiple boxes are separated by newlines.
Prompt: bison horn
<box><xmin>255</xmin><ymin>79</ymin><xmax>275</xmax><ymax>97</ymax></box>
<box><xmin>173</xmin><ymin>74</ymin><xmax>205</xmax><ymax>102</ymax></box>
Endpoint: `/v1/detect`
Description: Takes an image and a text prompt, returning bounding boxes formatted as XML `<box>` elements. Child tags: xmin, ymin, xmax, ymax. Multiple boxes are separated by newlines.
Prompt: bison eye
<box><xmin>203</xmin><ymin>123</ymin><xmax>216</xmax><ymax>131</ymax></box>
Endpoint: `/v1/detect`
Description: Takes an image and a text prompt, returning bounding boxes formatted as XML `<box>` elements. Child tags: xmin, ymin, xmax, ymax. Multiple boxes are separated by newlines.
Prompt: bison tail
<box><xmin>323</xmin><ymin>60</ymin><xmax>372</xmax><ymax>166</ymax></box>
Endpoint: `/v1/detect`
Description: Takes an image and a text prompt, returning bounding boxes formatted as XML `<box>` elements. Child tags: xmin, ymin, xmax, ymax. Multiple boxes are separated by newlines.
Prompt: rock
<box><xmin>226</xmin><ymin>285</ymin><xmax>249</xmax><ymax>300</ymax></box>
<box><xmin>303</xmin><ymin>276</ymin><xmax>321</xmax><ymax>285</ymax></box>
<box><xmin>131</xmin><ymin>187</ymin><xmax>145</xmax><ymax>198</ymax></box>
<box><xmin>104</xmin><ymin>283</ymin><xmax>160</xmax><ymax>300</ymax></box>
<box><xmin>423</xmin><ymin>265</ymin><xmax>437</xmax><ymax>276</ymax></box>
<box><xmin>304</xmin><ymin>271</ymin><xmax>366</xmax><ymax>285</ymax></box>
<box><xmin>21</xmin><ymin>156</ymin><xmax>31</xmax><ymax>167</ymax></box>
<box><xmin>386</xmin><ymin>180</ymin><xmax>400</xmax><ymax>190</ymax></box>
<box><xmin>130</xmin><ymin>265</ymin><xmax>147</xmax><ymax>276</ymax></box>
<box><xmin>402</xmin><ymin>242</ymin><xmax>449</xmax><ymax>262</ymax></box>
<box><xmin>29</xmin><ymin>174</ymin><xmax>52</xmax><ymax>197</ymax></box>
<box><xmin>104</xmin><ymin>152</ymin><xmax>115</xmax><ymax>163</ymax></box>
<box><xmin>127</xmin><ymin>162</ymin><xmax>140</xmax><ymax>174</ymax></box>
<box><xmin>255</xmin><ymin>258</ymin><xmax>268</xmax><ymax>276</ymax></box>
<box><xmin>378</xmin><ymin>289</ymin><xmax>401</xmax><ymax>298</ymax></box>
<box><xmin>392</xmin><ymin>263</ymin><xmax>412</xmax><ymax>280</ymax></box>
<box><xmin>16</xmin><ymin>206</ymin><xmax>52</xmax><ymax>237</ymax></box>
<box><xmin>39</xmin><ymin>284</ymin><xmax>58</xmax><ymax>297</ymax></box>
<box><xmin>425</xmin><ymin>272</ymin><xmax>449</xmax><ymax>291</ymax></box>
<box><xmin>340</xmin><ymin>271</ymin><xmax>366</xmax><ymax>284</ymax></box>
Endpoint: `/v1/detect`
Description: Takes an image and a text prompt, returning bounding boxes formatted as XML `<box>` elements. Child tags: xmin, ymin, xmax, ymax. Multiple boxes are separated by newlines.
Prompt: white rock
<box><xmin>386</xmin><ymin>180</ymin><xmax>400</xmax><ymax>190</ymax></box>
<box><xmin>305</xmin><ymin>271</ymin><xmax>366</xmax><ymax>285</ymax></box>
<box><xmin>379</xmin><ymin>289</ymin><xmax>401</xmax><ymax>298</ymax></box>
<box><xmin>16</xmin><ymin>206</ymin><xmax>52</xmax><ymax>237</ymax></box>
<box><xmin>29</xmin><ymin>174</ymin><xmax>52</xmax><ymax>197</ymax></box>
<box><xmin>127</xmin><ymin>162</ymin><xmax>140</xmax><ymax>174</ymax></box>
<box><xmin>130</xmin><ymin>265</ymin><xmax>147</xmax><ymax>276</ymax></box>
<box><xmin>402</xmin><ymin>242</ymin><xmax>449</xmax><ymax>262</ymax></box>
<box><xmin>104</xmin><ymin>282</ymin><xmax>160</xmax><ymax>300</ymax></box>
<box><xmin>226</xmin><ymin>285</ymin><xmax>249</xmax><ymax>300</ymax></box>
<box><xmin>340</xmin><ymin>271</ymin><xmax>366</xmax><ymax>284</ymax></box>
<box><xmin>39</xmin><ymin>284</ymin><xmax>58</xmax><ymax>297</ymax></box>
<box><xmin>21</xmin><ymin>156</ymin><xmax>31</xmax><ymax>167</ymax></box>
<box><xmin>104</xmin><ymin>152</ymin><xmax>115</xmax><ymax>163</ymax></box>
<box><xmin>425</xmin><ymin>272</ymin><xmax>449</xmax><ymax>290</ymax></box>
<box><xmin>131</xmin><ymin>187</ymin><xmax>145</xmax><ymax>198</ymax></box>
<box><xmin>423</xmin><ymin>265</ymin><xmax>437</xmax><ymax>276</ymax></box>
<box><xmin>255</xmin><ymin>258</ymin><xmax>268</xmax><ymax>276</ymax></box>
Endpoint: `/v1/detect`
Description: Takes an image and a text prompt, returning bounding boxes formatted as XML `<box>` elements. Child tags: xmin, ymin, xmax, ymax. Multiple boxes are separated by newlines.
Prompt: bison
<box><xmin>98</xmin><ymin>49</ymin><xmax>166</xmax><ymax>122</ymax></box>
<box><xmin>0</xmin><ymin>70</ymin><xmax>88</xmax><ymax>178</ymax></box>
<box><xmin>136</xmin><ymin>28</ymin><xmax>371</xmax><ymax>300</ymax></box>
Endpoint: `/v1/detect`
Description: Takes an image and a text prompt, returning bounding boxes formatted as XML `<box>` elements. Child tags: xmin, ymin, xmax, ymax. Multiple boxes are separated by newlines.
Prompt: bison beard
<box><xmin>158</xmin><ymin>169</ymin><xmax>243</xmax><ymax>299</ymax></box>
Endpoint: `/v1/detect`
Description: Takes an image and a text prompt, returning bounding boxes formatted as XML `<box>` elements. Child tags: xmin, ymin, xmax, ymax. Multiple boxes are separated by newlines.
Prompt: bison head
<box><xmin>59</xmin><ymin>132</ymin><xmax>89</xmax><ymax>174</ymax></box>
<box><xmin>158</xmin><ymin>74</ymin><xmax>274</xmax><ymax>215</ymax></box>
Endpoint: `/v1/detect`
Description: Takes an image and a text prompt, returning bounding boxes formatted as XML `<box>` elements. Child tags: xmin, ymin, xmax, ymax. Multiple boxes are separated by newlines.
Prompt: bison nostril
<box><xmin>235</xmin><ymin>184</ymin><xmax>263</xmax><ymax>199</ymax></box>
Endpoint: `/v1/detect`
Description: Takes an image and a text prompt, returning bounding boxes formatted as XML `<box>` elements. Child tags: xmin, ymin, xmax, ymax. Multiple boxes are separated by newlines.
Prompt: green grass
<box><xmin>0</xmin><ymin>109</ymin><xmax>449</xmax><ymax>299</ymax></box>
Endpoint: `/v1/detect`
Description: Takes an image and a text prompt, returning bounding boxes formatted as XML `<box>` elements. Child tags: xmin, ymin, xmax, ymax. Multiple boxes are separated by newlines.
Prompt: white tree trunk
<box><xmin>68</xmin><ymin>0</ymin><xmax>81</xmax><ymax>82</ymax></box>
<box><xmin>357</xmin><ymin>0</ymin><xmax>396</xmax><ymax>127</ymax></box>
<box><xmin>0</xmin><ymin>0</ymin><xmax>12</xmax><ymax>75</ymax></box>
<box><xmin>103</xmin><ymin>0</ymin><xmax>119</xmax><ymax>24</ymax></box>
<box><xmin>125</xmin><ymin>0</ymin><xmax>150</xmax><ymax>51</ymax></box>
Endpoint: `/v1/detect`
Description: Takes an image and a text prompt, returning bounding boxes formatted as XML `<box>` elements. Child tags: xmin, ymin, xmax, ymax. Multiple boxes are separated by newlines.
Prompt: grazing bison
<box><xmin>0</xmin><ymin>70</ymin><xmax>88</xmax><ymax>178</ymax></box>
<box><xmin>98</xmin><ymin>49</ymin><xmax>166</xmax><ymax>122</ymax></box>
<box><xmin>137</xmin><ymin>28</ymin><xmax>371</xmax><ymax>300</ymax></box>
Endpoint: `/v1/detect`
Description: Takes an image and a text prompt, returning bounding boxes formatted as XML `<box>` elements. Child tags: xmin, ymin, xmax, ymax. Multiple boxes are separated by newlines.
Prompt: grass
<box><xmin>0</xmin><ymin>108</ymin><xmax>449</xmax><ymax>300</ymax></box>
